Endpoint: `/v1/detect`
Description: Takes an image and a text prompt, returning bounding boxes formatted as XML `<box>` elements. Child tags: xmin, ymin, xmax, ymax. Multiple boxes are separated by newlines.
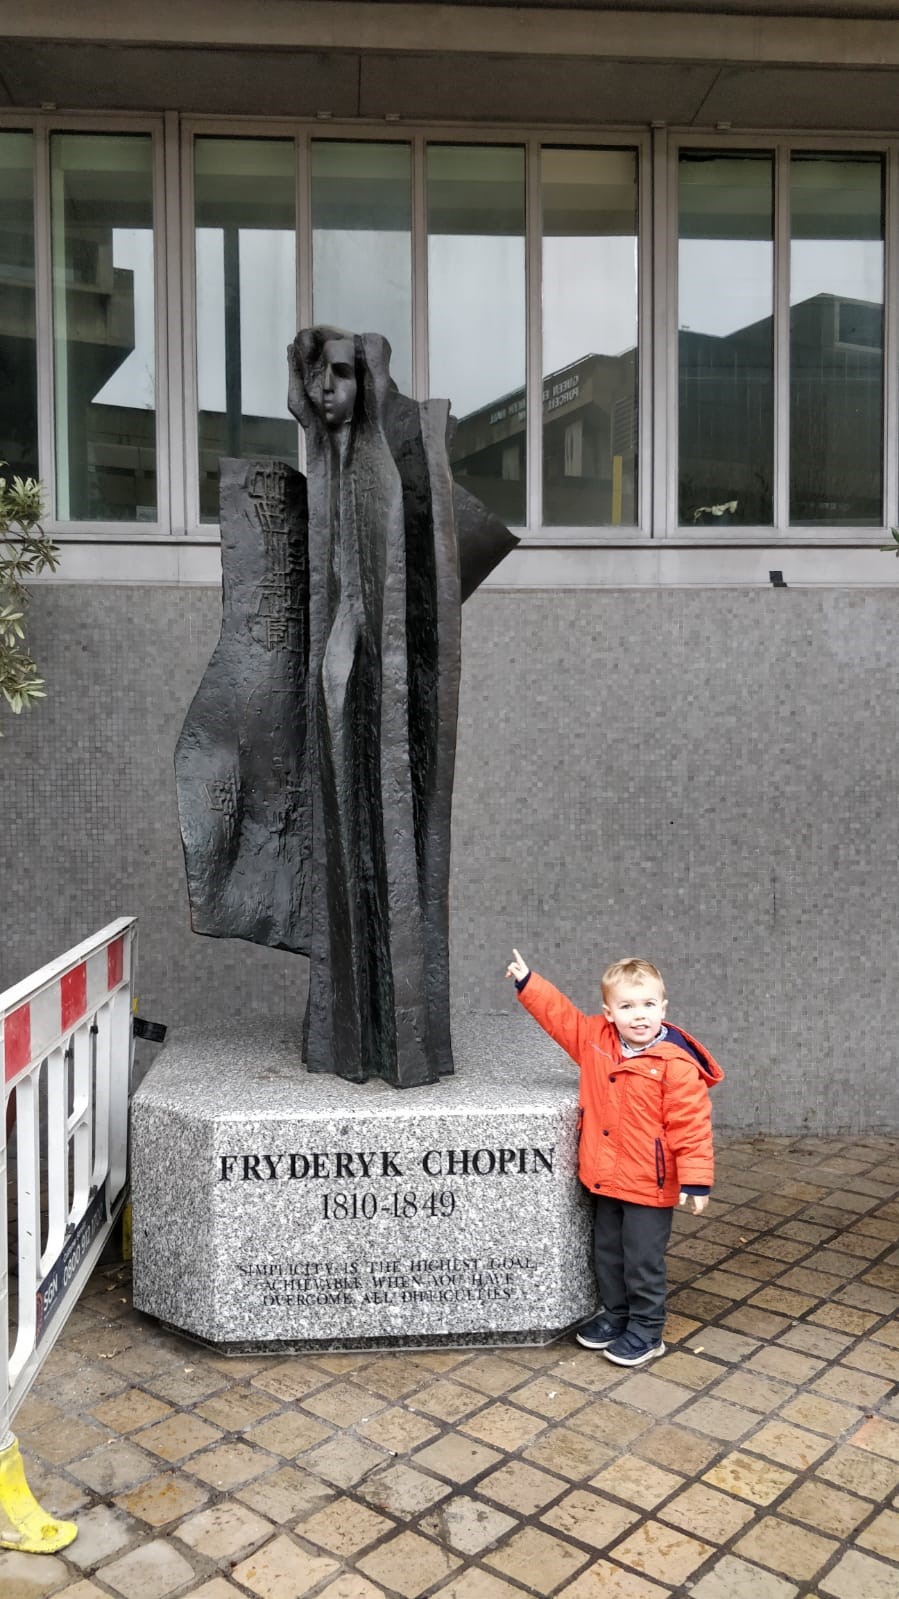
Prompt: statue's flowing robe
<box><xmin>175</xmin><ymin>334</ymin><xmax>516</xmax><ymax>1087</ymax></box>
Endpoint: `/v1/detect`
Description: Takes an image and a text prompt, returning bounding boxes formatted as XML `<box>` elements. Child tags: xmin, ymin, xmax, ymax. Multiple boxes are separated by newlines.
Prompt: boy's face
<box><xmin>603</xmin><ymin>977</ymin><xmax>667</xmax><ymax>1047</ymax></box>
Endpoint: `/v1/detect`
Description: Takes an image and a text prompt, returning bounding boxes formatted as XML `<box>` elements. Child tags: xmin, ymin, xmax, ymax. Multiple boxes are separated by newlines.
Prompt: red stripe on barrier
<box><xmin>5</xmin><ymin>1003</ymin><xmax>31</xmax><ymax>1082</ymax></box>
<box><xmin>107</xmin><ymin>936</ymin><xmax>124</xmax><ymax>989</ymax></box>
<box><xmin>61</xmin><ymin>963</ymin><xmax>88</xmax><ymax>1030</ymax></box>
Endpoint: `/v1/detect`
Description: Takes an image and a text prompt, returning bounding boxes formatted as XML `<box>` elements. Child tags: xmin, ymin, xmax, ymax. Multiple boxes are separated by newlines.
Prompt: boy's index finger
<box><xmin>512</xmin><ymin>948</ymin><xmax>523</xmax><ymax>964</ymax></box>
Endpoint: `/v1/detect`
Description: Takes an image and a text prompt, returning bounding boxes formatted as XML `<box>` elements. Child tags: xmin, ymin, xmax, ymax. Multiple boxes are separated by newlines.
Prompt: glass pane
<box><xmin>0</xmin><ymin>133</ymin><xmax>37</xmax><ymax>481</ymax></box>
<box><xmin>195</xmin><ymin>137</ymin><xmax>297</xmax><ymax>522</ymax></box>
<box><xmin>428</xmin><ymin>145</ymin><xmax>526</xmax><ymax>525</ymax></box>
<box><xmin>678</xmin><ymin>153</ymin><xmax>773</xmax><ymax>527</ymax></box>
<box><xmin>790</xmin><ymin>154</ymin><xmax>883</xmax><ymax>526</ymax></box>
<box><xmin>51</xmin><ymin>133</ymin><xmax>156</xmax><ymax>521</ymax></box>
<box><xmin>312</xmin><ymin>142</ymin><xmax>412</xmax><ymax>394</ymax></box>
<box><xmin>542</xmin><ymin>148</ymin><xmax>638</xmax><ymax>527</ymax></box>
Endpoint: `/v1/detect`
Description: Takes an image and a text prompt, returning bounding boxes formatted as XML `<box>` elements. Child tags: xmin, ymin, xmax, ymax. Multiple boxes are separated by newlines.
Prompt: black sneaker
<box><xmin>575</xmin><ymin>1315</ymin><xmax>625</xmax><ymax>1349</ymax></box>
<box><xmin>603</xmin><ymin>1330</ymin><xmax>666</xmax><ymax>1366</ymax></box>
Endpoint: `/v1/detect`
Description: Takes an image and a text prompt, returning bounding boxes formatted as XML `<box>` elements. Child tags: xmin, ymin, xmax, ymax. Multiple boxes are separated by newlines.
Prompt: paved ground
<box><xmin>3</xmin><ymin>1135</ymin><xmax>899</xmax><ymax>1599</ymax></box>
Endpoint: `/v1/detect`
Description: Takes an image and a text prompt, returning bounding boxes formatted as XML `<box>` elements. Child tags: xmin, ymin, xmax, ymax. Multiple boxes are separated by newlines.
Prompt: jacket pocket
<box><xmin>654</xmin><ymin>1138</ymin><xmax>666</xmax><ymax>1190</ymax></box>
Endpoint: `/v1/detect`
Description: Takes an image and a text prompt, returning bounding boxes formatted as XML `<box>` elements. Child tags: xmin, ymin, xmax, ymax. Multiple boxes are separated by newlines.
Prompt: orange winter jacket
<box><xmin>518</xmin><ymin>972</ymin><xmax>724</xmax><ymax>1207</ymax></box>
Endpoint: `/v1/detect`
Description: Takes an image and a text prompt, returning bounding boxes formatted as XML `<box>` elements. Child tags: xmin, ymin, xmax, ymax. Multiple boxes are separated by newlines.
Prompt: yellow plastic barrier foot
<box><xmin>0</xmin><ymin>1436</ymin><xmax>77</xmax><ymax>1552</ymax></box>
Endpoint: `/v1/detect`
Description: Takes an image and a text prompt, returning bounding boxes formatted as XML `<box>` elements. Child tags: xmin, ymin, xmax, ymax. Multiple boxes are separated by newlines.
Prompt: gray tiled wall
<box><xmin>3</xmin><ymin>584</ymin><xmax>898</xmax><ymax>1133</ymax></box>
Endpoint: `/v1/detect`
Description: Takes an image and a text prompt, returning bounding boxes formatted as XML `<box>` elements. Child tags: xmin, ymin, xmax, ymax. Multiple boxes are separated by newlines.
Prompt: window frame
<box><xmin>3</xmin><ymin>109</ymin><xmax>898</xmax><ymax>555</ymax></box>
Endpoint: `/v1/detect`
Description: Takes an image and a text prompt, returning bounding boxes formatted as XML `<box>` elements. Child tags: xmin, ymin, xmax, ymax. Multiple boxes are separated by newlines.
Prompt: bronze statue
<box><xmin>175</xmin><ymin>329</ymin><xmax>517</xmax><ymax>1087</ymax></box>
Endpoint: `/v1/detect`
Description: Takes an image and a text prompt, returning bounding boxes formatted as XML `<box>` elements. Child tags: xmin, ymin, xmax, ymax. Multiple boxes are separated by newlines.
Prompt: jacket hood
<box><xmin>661</xmin><ymin>1023</ymin><xmax>725</xmax><ymax>1086</ymax></box>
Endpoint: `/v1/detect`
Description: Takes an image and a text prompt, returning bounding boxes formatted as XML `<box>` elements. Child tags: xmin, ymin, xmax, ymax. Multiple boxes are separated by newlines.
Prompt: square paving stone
<box><xmin>179</xmin><ymin>1583</ymin><xmax>246</xmax><ymax>1599</ymax></box>
<box><xmin>0</xmin><ymin>1551</ymin><xmax>71</xmax><ymax>1598</ymax></box>
<box><xmin>452</xmin><ymin>1355</ymin><xmax>526</xmax><ymax>1396</ymax></box>
<box><xmin>779</xmin><ymin>1479</ymin><xmax>870</xmax><ymax>1537</ymax></box>
<box><xmin>419</xmin><ymin>1493</ymin><xmax>517</xmax><ymax>1554</ymax></box>
<box><xmin>857</xmin><ymin>1507</ymin><xmax>899</xmax><ymax>1561</ymax></box>
<box><xmin>249</xmin><ymin>1361</ymin><xmax>327</xmax><ymax>1404</ymax></box>
<box><xmin>67</xmin><ymin>1440</ymin><xmax>158</xmax><ymax>1495</ymax></box>
<box><xmin>187</xmin><ymin>1441</ymin><xmax>278</xmax><ymax>1489</ymax></box>
<box><xmin>358</xmin><ymin>1462</ymin><xmax>451</xmax><ymax>1519</ymax></box>
<box><xmin>541</xmin><ymin>1487</ymin><xmax>640</xmax><ymax>1548</ymax></box>
<box><xmin>688</xmin><ymin>1554</ymin><xmax>800</xmax><ymax>1599</ymax></box>
<box><xmin>314</xmin><ymin>1579</ymin><xmax>390</xmax><ymax>1599</ymax></box>
<box><xmin>298</xmin><ymin>1382</ymin><xmax>383</xmax><ymax>1427</ymax></box>
<box><xmin>62</xmin><ymin>1504</ymin><xmax>140</xmax><ymax>1570</ymax></box>
<box><xmin>484</xmin><ymin>1524</ymin><xmax>590</xmax><ymax>1590</ymax></box>
<box><xmin>196</xmin><ymin>1387</ymin><xmax>282</xmax><ymax>1431</ymax></box>
<box><xmin>820</xmin><ymin>1548</ymin><xmax>899</xmax><ymax>1598</ymax></box>
<box><xmin>139</xmin><ymin>1415</ymin><xmax>224</xmax><ymax>1463</ymax></box>
<box><xmin>26</xmin><ymin>1417</ymin><xmax>109</xmax><ymax>1466</ymax></box>
<box><xmin>406</xmin><ymin>1380</ymin><xmax>485</xmax><ymax>1422</ymax></box>
<box><xmin>115</xmin><ymin>1471</ymin><xmax>209</xmax><ymax>1527</ymax></box>
<box><xmin>300</xmin><ymin>1436</ymin><xmax>388</xmax><ymax>1488</ymax></box>
<box><xmin>743</xmin><ymin>1421</ymin><xmax>832</xmax><ymax>1470</ymax></box>
<box><xmin>231</xmin><ymin>1533</ymin><xmax>340</xmax><ymax>1598</ymax></box>
<box><xmin>429</xmin><ymin>1571</ymin><xmax>531</xmax><ymax>1599</ymax></box>
<box><xmin>609</xmin><ymin>1519</ymin><xmax>714</xmax><ymax>1585</ymax></box>
<box><xmin>175</xmin><ymin>1501</ymin><xmax>274</xmax><ymax>1560</ymax></box>
<box><xmin>90</xmin><ymin>1390</ymin><xmax>174</xmax><ymax>1433</ymax></box>
<box><xmin>568</xmin><ymin>1399</ymin><xmax>654</xmax><ymax>1446</ymax></box>
<box><xmin>779</xmin><ymin>1393</ymin><xmax>862</xmax><ymax>1438</ymax></box>
<box><xmin>632</xmin><ymin>1422</ymin><xmax>719</xmax><ymax>1475</ymax></box>
<box><xmin>478</xmin><ymin>1460</ymin><xmax>568</xmax><ymax>1515</ymax></box>
<box><xmin>554</xmin><ymin>1559</ymin><xmax>676</xmax><ymax>1596</ymax></box>
<box><xmin>412</xmin><ymin>1435</ymin><xmax>502</xmax><ymax>1483</ymax></box>
<box><xmin>357</xmin><ymin>1529</ymin><xmax>462</xmax><ymax>1597</ymax></box>
<box><xmin>658</xmin><ymin>1482</ymin><xmax>755</xmax><ymax>1541</ymax></box>
<box><xmin>290</xmin><ymin>1495</ymin><xmax>393</xmax><ymax>1557</ymax></box>
<box><xmin>816</xmin><ymin>1442</ymin><xmax>899</xmax><ymax>1499</ymax></box>
<box><xmin>673</xmin><ymin>1396</ymin><xmax>759</xmax><ymax>1442</ymax></box>
<box><xmin>653</xmin><ymin>1352</ymin><xmax>720</xmax><ymax>1391</ymax></box>
<box><xmin>460</xmin><ymin>1401</ymin><xmax>548</xmax><ymax>1451</ymax></box>
<box><xmin>747</xmin><ymin>1347</ymin><xmax>827</xmax><ymax>1384</ymax></box>
<box><xmin>687</xmin><ymin>1329</ymin><xmax>759</xmax><ymax>1364</ymax></box>
<box><xmin>98</xmin><ymin>1539</ymin><xmax>198</xmax><ymax>1599</ymax></box>
<box><xmin>702</xmin><ymin>1451</ymin><xmax>795</xmax><ymax>1506</ymax></box>
<box><xmin>590</xmin><ymin>1457</ymin><xmax>684</xmax><ymax>1509</ymax></box>
<box><xmin>712</xmin><ymin>1372</ymin><xmax>794</xmax><ymax>1413</ymax></box>
<box><xmin>358</xmin><ymin>1405</ymin><xmax>440</xmax><ymax>1453</ymax></box>
<box><xmin>734</xmin><ymin>1516</ymin><xmax>838</xmax><ymax>1582</ymax></box>
<box><xmin>244</xmin><ymin>1410</ymin><xmax>333</xmax><ymax>1459</ymax></box>
<box><xmin>524</xmin><ymin>1424</ymin><xmax>616</xmax><ymax>1480</ymax></box>
<box><xmin>851</xmin><ymin>1416</ymin><xmax>899</xmax><ymax>1462</ymax></box>
<box><xmin>237</xmin><ymin>1466</ymin><xmax>335</xmax><ymax>1525</ymax></box>
<box><xmin>509</xmin><ymin>1378</ymin><xmax>590</xmax><ymax>1422</ymax></box>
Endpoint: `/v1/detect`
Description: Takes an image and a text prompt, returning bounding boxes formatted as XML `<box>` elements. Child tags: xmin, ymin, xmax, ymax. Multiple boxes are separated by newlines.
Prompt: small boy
<box><xmin>506</xmin><ymin>949</ymin><xmax>724</xmax><ymax>1367</ymax></box>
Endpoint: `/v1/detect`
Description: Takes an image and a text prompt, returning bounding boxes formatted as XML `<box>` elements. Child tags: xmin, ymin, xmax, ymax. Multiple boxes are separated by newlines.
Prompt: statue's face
<box><xmin>321</xmin><ymin>338</ymin><xmax>357</xmax><ymax>428</ymax></box>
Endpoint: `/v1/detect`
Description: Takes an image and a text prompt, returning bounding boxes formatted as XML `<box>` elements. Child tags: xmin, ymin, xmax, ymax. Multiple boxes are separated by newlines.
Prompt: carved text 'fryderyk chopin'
<box><xmin>218</xmin><ymin>1146</ymin><xmax>555</xmax><ymax>1182</ymax></box>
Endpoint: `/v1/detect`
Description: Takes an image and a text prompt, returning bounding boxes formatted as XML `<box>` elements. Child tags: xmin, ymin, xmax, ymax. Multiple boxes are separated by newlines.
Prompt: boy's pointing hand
<box><xmin>506</xmin><ymin>949</ymin><xmax>529</xmax><ymax>982</ymax></box>
<box><xmin>679</xmin><ymin>1192</ymin><xmax>709</xmax><ymax>1215</ymax></box>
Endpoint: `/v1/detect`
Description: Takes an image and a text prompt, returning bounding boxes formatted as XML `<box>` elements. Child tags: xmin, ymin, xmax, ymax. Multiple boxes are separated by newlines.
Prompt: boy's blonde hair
<box><xmin>601</xmin><ymin>958</ymin><xmax>666</xmax><ymax>1003</ymax></box>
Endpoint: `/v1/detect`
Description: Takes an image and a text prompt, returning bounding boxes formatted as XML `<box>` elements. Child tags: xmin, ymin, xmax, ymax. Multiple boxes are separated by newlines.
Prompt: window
<box><xmin>542</xmin><ymin>147</ymin><xmax>639</xmax><ymax>527</ymax></box>
<box><xmin>790</xmin><ymin>153</ymin><xmax>883</xmax><ymax>526</ymax></box>
<box><xmin>678</xmin><ymin>152</ymin><xmax>774</xmax><ymax>527</ymax></box>
<box><xmin>194</xmin><ymin>137</ymin><xmax>297</xmax><ymax>522</ymax></box>
<box><xmin>428</xmin><ymin>145</ymin><xmax>526</xmax><ymax>526</ymax></box>
<box><xmin>51</xmin><ymin>133</ymin><xmax>156</xmax><ymax>522</ymax></box>
<box><xmin>312</xmin><ymin>141</ymin><xmax>413</xmax><ymax>395</ymax></box>
<box><xmin>0</xmin><ymin>132</ymin><xmax>37</xmax><ymax>482</ymax></box>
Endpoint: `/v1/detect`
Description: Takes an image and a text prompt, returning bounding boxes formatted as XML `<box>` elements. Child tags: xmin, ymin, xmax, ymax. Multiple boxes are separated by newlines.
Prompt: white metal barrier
<box><xmin>0</xmin><ymin>917</ymin><xmax>136</xmax><ymax>1551</ymax></box>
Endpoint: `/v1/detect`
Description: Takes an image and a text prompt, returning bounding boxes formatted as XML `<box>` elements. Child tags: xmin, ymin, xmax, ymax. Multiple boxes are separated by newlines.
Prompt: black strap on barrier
<box><xmin>133</xmin><ymin>1017</ymin><xmax>167</xmax><ymax>1043</ymax></box>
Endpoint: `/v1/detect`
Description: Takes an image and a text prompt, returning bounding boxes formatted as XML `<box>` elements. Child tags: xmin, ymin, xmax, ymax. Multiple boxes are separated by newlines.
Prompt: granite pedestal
<box><xmin>131</xmin><ymin>1015</ymin><xmax>595</xmax><ymax>1350</ymax></box>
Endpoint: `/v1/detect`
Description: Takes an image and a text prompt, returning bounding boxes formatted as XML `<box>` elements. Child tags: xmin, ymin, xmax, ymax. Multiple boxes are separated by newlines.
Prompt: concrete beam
<box><xmin>3</xmin><ymin>2</ymin><xmax>899</xmax><ymax>70</ymax></box>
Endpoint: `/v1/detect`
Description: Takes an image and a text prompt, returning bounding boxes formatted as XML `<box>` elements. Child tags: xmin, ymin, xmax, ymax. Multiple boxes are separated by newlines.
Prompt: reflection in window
<box><xmin>52</xmin><ymin>134</ymin><xmax>156</xmax><ymax>521</ymax></box>
<box><xmin>678</xmin><ymin>153</ymin><xmax>773</xmax><ymax>527</ymax></box>
<box><xmin>195</xmin><ymin>138</ymin><xmax>297</xmax><ymax>522</ymax></box>
<box><xmin>312</xmin><ymin>142</ymin><xmax>412</xmax><ymax>395</ymax></box>
<box><xmin>0</xmin><ymin>133</ymin><xmax>37</xmax><ymax>482</ymax></box>
<box><xmin>542</xmin><ymin>148</ymin><xmax>638</xmax><ymax>527</ymax></box>
<box><xmin>790</xmin><ymin>154</ymin><xmax>883</xmax><ymax>526</ymax></box>
<box><xmin>428</xmin><ymin>145</ymin><xmax>526</xmax><ymax>525</ymax></box>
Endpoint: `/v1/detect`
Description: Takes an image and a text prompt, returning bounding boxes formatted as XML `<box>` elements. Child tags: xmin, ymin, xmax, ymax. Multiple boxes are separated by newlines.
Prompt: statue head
<box><xmin>320</xmin><ymin>336</ymin><xmax>357</xmax><ymax>430</ymax></box>
<box><xmin>287</xmin><ymin>326</ymin><xmax>393</xmax><ymax>442</ymax></box>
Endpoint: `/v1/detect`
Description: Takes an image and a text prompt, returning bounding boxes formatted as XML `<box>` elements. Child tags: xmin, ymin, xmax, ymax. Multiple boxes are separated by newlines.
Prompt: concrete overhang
<box><xmin>3</xmin><ymin>2</ymin><xmax>899</xmax><ymax>128</ymax></box>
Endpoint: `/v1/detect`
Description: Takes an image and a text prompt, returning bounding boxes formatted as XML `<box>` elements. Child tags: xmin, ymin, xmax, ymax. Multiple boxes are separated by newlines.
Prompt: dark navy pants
<box><xmin>593</xmin><ymin>1196</ymin><xmax>674</xmax><ymax>1341</ymax></box>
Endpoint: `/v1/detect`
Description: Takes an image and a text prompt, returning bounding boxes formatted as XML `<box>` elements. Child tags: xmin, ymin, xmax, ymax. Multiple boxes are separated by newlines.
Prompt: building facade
<box><xmin>3</xmin><ymin>1</ymin><xmax>899</xmax><ymax>1130</ymax></box>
